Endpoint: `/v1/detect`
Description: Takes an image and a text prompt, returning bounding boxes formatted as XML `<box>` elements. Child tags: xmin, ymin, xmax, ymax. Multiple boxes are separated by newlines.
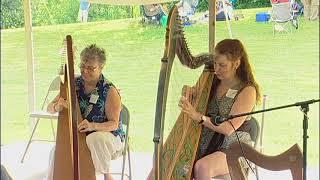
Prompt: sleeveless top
<box><xmin>75</xmin><ymin>74</ymin><xmax>125</xmax><ymax>141</ymax></box>
<box><xmin>198</xmin><ymin>83</ymin><xmax>253</xmax><ymax>158</ymax></box>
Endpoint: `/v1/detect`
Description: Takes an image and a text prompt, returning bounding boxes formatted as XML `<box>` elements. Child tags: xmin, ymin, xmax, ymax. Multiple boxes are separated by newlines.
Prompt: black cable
<box><xmin>228</xmin><ymin>121</ymin><xmax>258</xmax><ymax>180</ymax></box>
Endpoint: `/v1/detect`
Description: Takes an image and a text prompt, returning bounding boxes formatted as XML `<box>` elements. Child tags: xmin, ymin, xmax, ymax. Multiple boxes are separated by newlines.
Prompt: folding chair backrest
<box><xmin>118</xmin><ymin>104</ymin><xmax>132</xmax><ymax>180</ymax></box>
<box><xmin>41</xmin><ymin>76</ymin><xmax>61</xmax><ymax>110</ymax></box>
<box><xmin>48</xmin><ymin>76</ymin><xmax>61</xmax><ymax>92</ymax></box>
<box><xmin>249</xmin><ymin>117</ymin><xmax>260</xmax><ymax>148</ymax></box>
<box><xmin>121</xmin><ymin>104</ymin><xmax>130</xmax><ymax>127</ymax></box>
<box><xmin>120</xmin><ymin>104</ymin><xmax>130</xmax><ymax>147</ymax></box>
<box><xmin>271</xmin><ymin>2</ymin><xmax>292</xmax><ymax>21</ymax></box>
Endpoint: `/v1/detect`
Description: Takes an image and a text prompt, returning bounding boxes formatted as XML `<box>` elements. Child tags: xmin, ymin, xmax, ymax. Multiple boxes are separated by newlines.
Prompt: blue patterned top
<box><xmin>76</xmin><ymin>74</ymin><xmax>125</xmax><ymax>141</ymax></box>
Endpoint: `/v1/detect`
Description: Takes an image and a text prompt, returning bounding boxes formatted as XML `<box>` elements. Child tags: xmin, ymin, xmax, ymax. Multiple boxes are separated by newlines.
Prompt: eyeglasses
<box><xmin>79</xmin><ymin>64</ymin><xmax>100</xmax><ymax>72</ymax></box>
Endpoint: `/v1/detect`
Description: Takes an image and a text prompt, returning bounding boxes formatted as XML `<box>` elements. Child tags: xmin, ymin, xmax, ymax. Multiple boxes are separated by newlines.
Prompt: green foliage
<box><xmin>1</xmin><ymin>0</ymin><xmax>24</xmax><ymax>29</ymax></box>
<box><xmin>31</xmin><ymin>0</ymin><xmax>79</xmax><ymax>26</ymax></box>
<box><xmin>195</xmin><ymin>0</ymin><xmax>272</xmax><ymax>11</ymax></box>
<box><xmin>236</xmin><ymin>0</ymin><xmax>271</xmax><ymax>9</ymax></box>
<box><xmin>197</xmin><ymin>0</ymin><xmax>209</xmax><ymax>12</ymax></box>
<box><xmin>1</xmin><ymin>0</ymin><xmax>140</xmax><ymax>29</ymax></box>
<box><xmin>89</xmin><ymin>4</ymin><xmax>134</xmax><ymax>21</ymax></box>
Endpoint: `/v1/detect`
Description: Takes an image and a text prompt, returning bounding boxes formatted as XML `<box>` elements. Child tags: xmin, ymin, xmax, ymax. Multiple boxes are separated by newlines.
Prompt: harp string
<box><xmin>163</xmin><ymin>55</ymin><xmax>202</xmax><ymax>141</ymax></box>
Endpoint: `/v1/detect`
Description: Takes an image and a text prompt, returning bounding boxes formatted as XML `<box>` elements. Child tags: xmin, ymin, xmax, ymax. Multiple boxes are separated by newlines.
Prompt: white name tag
<box><xmin>89</xmin><ymin>94</ymin><xmax>99</xmax><ymax>104</ymax></box>
<box><xmin>226</xmin><ymin>89</ymin><xmax>238</xmax><ymax>99</ymax></box>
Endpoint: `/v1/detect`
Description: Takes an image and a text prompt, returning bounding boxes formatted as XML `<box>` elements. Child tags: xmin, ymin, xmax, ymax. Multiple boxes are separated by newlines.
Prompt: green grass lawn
<box><xmin>1</xmin><ymin>8</ymin><xmax>319</xmax><ymax>166</ymax></box>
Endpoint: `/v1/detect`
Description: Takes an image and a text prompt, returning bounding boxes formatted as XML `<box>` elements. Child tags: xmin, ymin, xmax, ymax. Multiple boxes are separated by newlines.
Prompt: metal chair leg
<box><xmin>127</xmin><ymin>145</ymin><xmax>132</xmax><ymax>180</ymax></box>
<box><xmin>50</xmin><ymin>119</ymin><xmax>56</xmax><ymax>141</ymax></box>
<box><xmin>254</xmin><ymin>165</ymin><xmax>260</xmax><ymax>180</ymax></box>
<box><xmin>21</xmin><ymin>118</ymin><xmax>40</xmax><ymax>163</ymax></box>
<box><xmin>121</xmin><ymin>146</ymin><xmax>127</xmax><ymax>180</ymax></box>
<box><xmin>255</xmin><ymin>95</ymin><xmax>268</xmax><ymax>180</ymax></box>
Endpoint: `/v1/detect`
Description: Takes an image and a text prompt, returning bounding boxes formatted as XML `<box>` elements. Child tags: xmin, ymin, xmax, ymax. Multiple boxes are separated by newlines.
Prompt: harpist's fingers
<box><xmin>181</xmin><ymin>109</ymin><xmax>188</xmax><ymax>114</ymax></box>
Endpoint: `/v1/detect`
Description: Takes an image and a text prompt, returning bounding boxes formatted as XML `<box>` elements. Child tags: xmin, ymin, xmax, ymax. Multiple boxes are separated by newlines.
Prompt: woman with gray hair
<box><xmin>47</xmin><ymin>44</ymin><xmax>124</xmax><ymax>180</ymax></box>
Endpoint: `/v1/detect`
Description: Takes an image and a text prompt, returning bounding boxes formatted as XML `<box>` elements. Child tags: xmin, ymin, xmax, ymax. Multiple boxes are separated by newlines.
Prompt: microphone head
<box><xmin>213</xmin><ymin>116</ymin><xmax>220</xmax><ymax>126</ymax></box>
<box><xmin>213</xmin><ymin>116</ymin><xmax>226</xmax><ymax>126</ymax></box>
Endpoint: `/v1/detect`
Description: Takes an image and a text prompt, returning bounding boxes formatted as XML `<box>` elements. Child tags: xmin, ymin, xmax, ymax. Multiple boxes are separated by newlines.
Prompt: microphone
<box><xmin>213</xmin><ymin>116</ymin><xmax>227</xmax><ymax>126</ymax></box>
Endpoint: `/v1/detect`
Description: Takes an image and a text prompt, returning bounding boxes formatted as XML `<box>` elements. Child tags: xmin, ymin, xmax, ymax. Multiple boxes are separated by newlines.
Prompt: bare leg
<box><xmin>193</xmin><ymin>151</ymin><xmax>229</xmax><ymax>180</ymax></box>
<box><xmin>104</xmin><ymin>173</ymin><xmax>114</xmax><ymax>180</ymax></box>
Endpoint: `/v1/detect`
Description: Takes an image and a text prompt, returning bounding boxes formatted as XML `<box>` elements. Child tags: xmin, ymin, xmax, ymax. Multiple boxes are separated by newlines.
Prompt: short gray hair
<box><xmin>80</xmin><ymin>44</ymin><xmax>106</xmax><ymax>65</ymax></box>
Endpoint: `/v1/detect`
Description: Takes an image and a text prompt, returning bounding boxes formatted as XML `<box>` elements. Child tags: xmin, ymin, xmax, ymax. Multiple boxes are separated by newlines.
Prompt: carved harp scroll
<box><xmin>53</xmin><ymin>35</ymin><xmax>95</xmax><ymax>180</ymax></box>
<box><xmin>226</xmin><ymin>142</ymin><xmax>303</xmax><ymax>180</ymax></box>
<box><xmin>153</xmin><ymin>5</ymin><xmax>215</xmax><ymax>180</ymax></box>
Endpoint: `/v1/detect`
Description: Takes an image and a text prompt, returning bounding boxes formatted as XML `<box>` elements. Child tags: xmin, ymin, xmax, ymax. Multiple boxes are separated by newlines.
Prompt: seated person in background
<box><xmin>216</xmin><ymin>0</ymin><xmax>234</xmax><ymax>21</ymax></box>
<box><xmin>143</xmin><ymin>4</ymin><xmax>166</xmax><ymax>23</ymax></box>
<box><xmin>47</xmin><ymin>44</ymin><xmax>125</xmax><ymax>180</ymax></box>
<box><xmin>291</xmin><ymin>0</ymin><xmax>304</xmax><ymax>16</ymax></box>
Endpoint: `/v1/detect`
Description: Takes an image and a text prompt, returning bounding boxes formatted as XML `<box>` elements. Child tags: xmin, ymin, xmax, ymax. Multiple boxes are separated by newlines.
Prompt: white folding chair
<box><xmin>111</xmin><ymin>104</ymin><xmax>132</xmax><ymax>180</ymax></box>
<box><xmin>270</xmin><ymin>2</ymin><xmax>297</xmax><ymax>36</ymax></box>
<box><xmin>21</xmin><ymin>76</ymin><xmax>61</xmax><ymax>163</ymax></box>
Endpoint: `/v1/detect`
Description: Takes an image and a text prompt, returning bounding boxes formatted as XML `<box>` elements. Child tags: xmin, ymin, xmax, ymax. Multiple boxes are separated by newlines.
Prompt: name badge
<box><xmin>89</xmin><ymin>94</ymin><xmax>99</xmax><ymax>104</ymax></box>
<box><xmin>226</xmin><ymin>89</ymin><xmax>238</xmax><ymax>99</ymax></box>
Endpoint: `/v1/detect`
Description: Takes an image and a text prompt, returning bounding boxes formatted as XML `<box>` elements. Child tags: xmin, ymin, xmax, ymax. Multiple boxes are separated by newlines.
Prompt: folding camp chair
<box><xmin>270</xmin><ymin>2</ymin><xmax>298</xmax><ymax>36</ymax></box>
<box><xmin>20</xmin><ymin>76</ymin><xmax>60</xmax><ymax>163</ymax></box>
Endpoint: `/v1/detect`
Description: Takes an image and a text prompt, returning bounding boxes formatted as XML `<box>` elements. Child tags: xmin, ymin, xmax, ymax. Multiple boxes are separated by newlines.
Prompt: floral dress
<box><xmin>75</xmin><ymin>74</ymin><xmax>125</xmax><ymax>141</ymax></box>
<box><xmin>198</xmin><ymin>83</ymin><xmax>253</xmax><ymax>163</ymax></box>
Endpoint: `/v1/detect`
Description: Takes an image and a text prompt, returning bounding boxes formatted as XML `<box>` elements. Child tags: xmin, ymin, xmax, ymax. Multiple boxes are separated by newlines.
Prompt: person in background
<box><xmin>79</xmin><ymin>0</ymin><xmax>91</xmax><ymax>23</ymax></box>
<box><xmin>216</xmin><ymin>0</ymin><xmax>233</xmax><ymax>21</ymax></box>
<box><xmin>142</xmin><ymin>4</ymin><xmax>166</xmax><ymax>25</ymax></box>
<box><xmin>309</xmin><ymin>0</ymin><xmax>319</xmax><ymax>20</ymax></box>
<box><xmin>301</xmin><ymin>0</ymin><xmax>318</xmax><ymax>20</ymax></box>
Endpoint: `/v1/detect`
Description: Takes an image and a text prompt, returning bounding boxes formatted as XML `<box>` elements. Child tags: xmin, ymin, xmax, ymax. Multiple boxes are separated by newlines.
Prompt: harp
<box><xmin>153</xmin><ymin>5</ymin><xmax>215</xmax><ymax>180</ymax></box>
<box><xmin>226</xmin><ymin>142</ymin><xmax>303</xmax><ymax>180</ymax></box>
<box><xmin>53</xmin><ymin>35</ymin><xmax>96</xmax><ymax>180</ymax></box>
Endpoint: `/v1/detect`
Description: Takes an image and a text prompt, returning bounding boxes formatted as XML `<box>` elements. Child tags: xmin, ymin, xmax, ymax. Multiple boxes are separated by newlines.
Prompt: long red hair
<box><xmin>214</xmin><ymin>39</ymin><xmax>261</xmax><ymax>103</ymax></box>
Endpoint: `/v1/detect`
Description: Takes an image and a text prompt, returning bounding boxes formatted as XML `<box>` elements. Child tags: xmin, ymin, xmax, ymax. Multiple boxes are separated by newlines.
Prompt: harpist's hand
<box><xmin>178</xmin><ymin>96</ymin><xmax>202</xmax><ymax>123</ymax></box>
<box><xmin>78</xmin><ymin>119</ymin><xmax>96</xmax><ymax>132</ymax></box>
<box><xmin>54</xmin><ymin>97</ymin><xmax>68</xmax><ymax>112</ymax></box>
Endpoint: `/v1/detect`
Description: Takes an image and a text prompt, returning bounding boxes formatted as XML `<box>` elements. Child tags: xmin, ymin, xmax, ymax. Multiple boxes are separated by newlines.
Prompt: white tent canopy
<box><xmin>89</xmin><ymin>0</ymin><xmax>178</xmax><ymax>5</ymax></box>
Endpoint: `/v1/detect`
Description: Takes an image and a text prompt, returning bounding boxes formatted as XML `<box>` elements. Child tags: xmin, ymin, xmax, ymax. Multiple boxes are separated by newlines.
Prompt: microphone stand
<box><xmin>225</xmin><ymin>99</ymin><xmax>319</xmax><ymax>180</ymax></box>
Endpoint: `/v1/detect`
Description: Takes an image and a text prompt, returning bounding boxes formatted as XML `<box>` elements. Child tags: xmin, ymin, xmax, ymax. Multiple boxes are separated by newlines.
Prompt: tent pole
<box><xmin>209</xmin><ymin>0</ymin><xmax>216</xmax><ymax>53</ymax></box>
<box><xmin>23</xmin><ymin>0</ymin><xmax>36</xmax><ymax>131</ymax></box>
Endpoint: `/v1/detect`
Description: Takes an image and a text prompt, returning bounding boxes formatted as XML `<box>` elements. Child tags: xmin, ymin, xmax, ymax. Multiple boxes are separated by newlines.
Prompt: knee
<box><xmin>86</xmin><ymin>131</ymin><xmax>113</xmax><ymax>146</ymax></box>
<box><xmin>194</xmin><ymin>160</ymin><xmax>207</xmax><ymax>177</ymax></box>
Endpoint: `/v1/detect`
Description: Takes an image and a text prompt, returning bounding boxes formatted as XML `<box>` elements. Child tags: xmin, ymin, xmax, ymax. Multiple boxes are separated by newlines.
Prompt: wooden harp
<box><xmin>53</xmin><ymin>35</ymin><xmax>95</xmax><ymax>180</ymax></box>
<box><xmin>226</xmin><ymin>142</ymin><xmax>303</xmax><ymax>180</ymax></box>
<box><xmin>153</xmin><ymin>5</ymin><xmax>215</xmax><ymax>180</ymax></box>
